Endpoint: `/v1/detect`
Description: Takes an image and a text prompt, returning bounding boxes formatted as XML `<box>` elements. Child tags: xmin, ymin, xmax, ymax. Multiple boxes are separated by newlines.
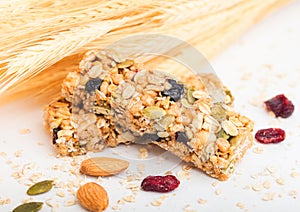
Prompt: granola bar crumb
<box><xmin>212</xmin><ymin>181</ymin><xmax>218</xmax><ymax>187</ymax></box>
<box><xmin>288</xmin><ymin>190</ymin><xmax>297</xmax><ymax>199</ymax></box>
<box><xmin>56</xmin><ymin>190</ymin><xmax>66</xmax><ymax>197</ymax></box>
<box><xmin>215</xmin><ymin>189</ymin><xmax>222</xmax><ymax>195</ymax></box>
<box><xmin>46</xmin><ymin>198</ymin><xmax>60</xmax><ymax>209</ymax></box>
<box><xmin>177</xmin><ymin>170</ymin><xmax>190</xmax><ymax>180</ymax></box>
<box><xmin>182</xmin><ymin>164</ymin><xmax>194</xmax><ymax>171</ymax></box>
<box><xmin>262</xmin><ymin>192</ymin><xmax>276</xmax><ymax>201</ymax></box>
<box><xmin>198</xmin><ymin>198</ymin><xmax>207</xmax><ymax>204</ymax></box>
<box><xmin>184</xmin><ymin>204</ymin><xmax>197</xmax><ymax>212</ymax></box>
<box><xmin>117</xmin><ymin>199</ymin><xmax>126</xmax><ymax>205</ymax></box>
<box><xmin>266</xmin><ymin>166</ymin><xmax>276</xmax><ymax>174</ymax></box>
<box><xmin>112</xmin><ymin>205</ymin><xmax>121</xmax><ymax>210</ymax></box>
<box><xmin>252</xmin><ymin>184</ymin><xmax>263</xmax><ymax>192</ymax></box>
<box><xmin>262</xmin><ymin>181</ymin><xmax>271</xmax><ymax>189</ymax></box>
<box><xmin>165</xmin><ymin>171</ymin><xmax>173</xmax><ymax>175</ymax></box>
<box><xmin>19</xmin><ymin>128</ymin><xmax>31</xmax><ymax>134</ymax></box>
<box><xmin>243</xmin><ymin>185</ymin><xmax>251</xmax><ymax>190</ymax></box>
<box><xmin>253</xmin><ymin>147</ymin><xmax>264</xmax><ymax>154</ymax></box>
<box><xmin>123</xmin><ymin>195</ymin><xmax>136</xmax><ymax>203</ymax></box>
<box><xmin>236</xmin><ymin>202</ymin><xmax>245</xmax><ymax>209</ymax></box>
<box><xmin>29</xmin><ymin>172</ymin><xmax>43</xmax><ymax>183</ymax></box>
<box><xmin>275</xmin><ymin>178</ymin><xmax>285</xmax><ymax>186</ymax></box>
<box><xmin>151</xmin><ymin>200</ymin><xmax>162</xmax><ymax>207</ymax></box>
<box><xmin>14</xmin><ymin>150</ymin><xmax>23</xmax><ymax>157</ymax></box>
<box><xmin>290</xmin><ymin>171</ymin><xmax>299</xmax><ymax>178</ymax></box>
<box><xmin>37</xmin><ymin>141</ymin><xmax>44</xmax><ymax>145</ymax></box>
<box><xmin>22</xmin><ymin>198</ymin><xmax>34</xmax><ymax>204</ymax></box>
<box><xmin>65</xmin><ymin>198</ymin><xmax>76</xmax><ymax>206</ymax></box>
<box><xmin>0</xmin><ymin>198</ymin><xmax>11</xmax><ymax>205</ymax></box>
<box><xmin>0</xmin><ymin>152</ymin><xmax>7</xmax><ymax>157</ymax></box>
<box><xmin>139</xmin><ymin>148</ymin><xmax>148</xmax><ymax>159</ymax></box>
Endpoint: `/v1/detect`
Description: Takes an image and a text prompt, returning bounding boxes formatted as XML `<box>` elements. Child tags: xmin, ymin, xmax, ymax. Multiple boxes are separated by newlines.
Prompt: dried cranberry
<box><xmin>264</xmin><ymin>94</ymin><xmax>294</xmax><ymax>118</ymax></box>
<box><xmin>85</xmin><ymin>78</ymin><xmax>103</xmax><ymax>94</ymax></box>
<box><xmin>255</xmin><ymin>128</ymin><xmax>285</xmax><ymax>144</ymax></box>
<box><xmin>141</xmin><ymin>175</ymin><xmax>180</xmax><ymax>192</ymax></box>
<box><xmin>161</xmin><ymin>79</ymin><xmax>184</xmax><ymax>102</ymax></box>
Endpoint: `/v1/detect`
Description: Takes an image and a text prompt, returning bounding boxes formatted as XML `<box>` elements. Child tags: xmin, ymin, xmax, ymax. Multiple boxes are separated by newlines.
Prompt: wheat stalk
<box><xmin>0</xmin><ymin>0</ymin><xmax>292</xmax><ymax>104</ymax></box>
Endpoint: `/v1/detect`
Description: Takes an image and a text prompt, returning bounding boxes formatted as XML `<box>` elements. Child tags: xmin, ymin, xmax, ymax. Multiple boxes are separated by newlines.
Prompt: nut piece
<box><xmin>80</xmin><ymin>157</ymin><xmax>129</xmax><ymax>177</ymax></box>
<box><xmin>77</xmin><ymin>182</ymin><xmax>109</xmax><ymax>212</ymax></box>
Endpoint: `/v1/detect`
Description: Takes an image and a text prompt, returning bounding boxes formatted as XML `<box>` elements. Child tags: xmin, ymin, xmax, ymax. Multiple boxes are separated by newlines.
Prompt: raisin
<box><xmin>175</xmin><ymin>131</ymin><xmax>189</xmax><ymax>144</ymax></box>
<box><xmin>255</xmin><ymin>128</ymin><xmax>285</xmax><ymax>144</ymax></box>
<box><xmin>52</xmin><ymin>127</ymin><xmax>61</xmax><ymax>144</ymax></box>
<box><xmin>161</xmin><ymin>79</ymin><xmax>184</xmax><ymax>102</ymax></box>
<box><xmin>142</xmin><ymin>133</ymin><xmax>160</xmax><ymax>141</ymax></box>
<box><xmin>264</xmin><ymin>94</ymin><xmax>294</xmax><ymax>118</ymax></box>
<box><xmin>136</xmin><ymin>133</ymin><xmax>161</xmax><ymax>144</ymax></box>
<box><xmin>141</xmin><ymin>175</ymin><xmax>180</xmax><ymax>192</ymax></box>
<box><xmin>85</xmin><ymin>78</ymin><xmax>103</xmax><ymax>94</ymax></box>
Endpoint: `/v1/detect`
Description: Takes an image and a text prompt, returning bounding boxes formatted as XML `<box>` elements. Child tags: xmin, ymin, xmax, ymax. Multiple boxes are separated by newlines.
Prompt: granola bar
<box><xmin>44</xmin><ymin>50</ymin><xmax>253</xmax><ymax>180</ymax></box>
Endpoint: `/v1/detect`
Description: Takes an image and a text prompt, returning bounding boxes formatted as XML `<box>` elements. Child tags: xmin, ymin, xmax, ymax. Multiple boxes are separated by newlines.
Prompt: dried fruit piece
<box><xmin>80</xmin><ymin>157</ymin><xmax>129</xmax><ymax>177</ymax></box>
<box><xmin>161</xmin><ymin>79</ymin><xmax>184</xmax><ymax>102</ymax></box>
<box><xmin>139</xmin><ymin>133</ymin><xmax>160</xmax><ymax>142</ymax></box>
<box><xmin>175</xmin><ymin>131</ymin><xmax>189</xmax><ymax>144</ymax></box>
<box><xmin>52</xmin><ymin>127</ymin><xmax>60</xmax><ymax>144</ymax></box>
<box><xmin>255</xmin><ymin>128</ymin><xmax>285</xmax><ymax>144</ymax></box>
<box><xmin>264</xmin><ymin>94</ymin><xmax>294</xmax><ymax>118</ymax></box>
<box><xmin>13</xmin><ymin>202</ymin><xmax>43</xmax><ymax>212</ymax></box>
<box><xmin>141</xmin><ymin>175</ymin><xmax>180</xmax><ymax>192</ymax></box>
<box><xmin>85</xmin><ymin>78</ymin><xmax>103</xmax><ymax>93</ymax></box>
<box><xmin>27</xmin><ymin>180</ymin><xmax>53</xmax><ymax>195</ymax></box>
<box><xmin>77</xmin><ymin>182</ymin><xmax>109</xmax><ymax>212</ymax></box>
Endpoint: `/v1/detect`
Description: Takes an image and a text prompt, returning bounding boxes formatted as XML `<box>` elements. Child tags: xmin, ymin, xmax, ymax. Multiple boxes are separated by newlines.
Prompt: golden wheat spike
<box><xmin>0</xmin><ymin>0</ymin><xmax>292</xmax><ymax>104</ymax></box>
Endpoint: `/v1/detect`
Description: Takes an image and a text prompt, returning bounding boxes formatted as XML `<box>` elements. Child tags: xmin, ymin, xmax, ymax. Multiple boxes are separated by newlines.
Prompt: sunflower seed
<box><xmin>143</xmin><ymin>106</ymin><xmax>166</xmax><ymax>119</ymax></box>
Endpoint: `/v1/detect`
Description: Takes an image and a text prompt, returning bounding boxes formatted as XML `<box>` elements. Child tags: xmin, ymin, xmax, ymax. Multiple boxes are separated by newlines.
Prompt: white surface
<box><xmin>1</xmin><ymin>1</ymin><xmax>300</xmax><ymax>211</ymax></box>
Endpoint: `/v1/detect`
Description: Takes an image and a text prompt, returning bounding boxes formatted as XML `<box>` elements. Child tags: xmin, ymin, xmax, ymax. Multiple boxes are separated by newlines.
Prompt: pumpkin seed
<box><xmin>143</xmin><ymin>106</ymin><xmax>166</xmax><ymax>119</ymax></box>
<box><xmin>216</xmin><ymin>129</ymin><xmax>230</xmax><ymax>140</ymax></box>
<box><xmin>212</xmin><ymin>103</ymin><xmax>226</xmax><ymax>122</ymax></box>
<box><xmin>13</xmin><ymin>202</ymin><xmax>43</xmax><ymax>212</ymax></box>
<box><xmin>187</xmin><ymin>88</ymin><xmax>195</xmax><ymax>104</ymax></box>
<box><xmin>27</xmin><ymin>180</ymin><xmax>53</xmax><ymax>195</ymax></box>
<box><xmin>117</xmin><ymin>59</ymin><xmax>134</xmax><ymax>68</ymax></box>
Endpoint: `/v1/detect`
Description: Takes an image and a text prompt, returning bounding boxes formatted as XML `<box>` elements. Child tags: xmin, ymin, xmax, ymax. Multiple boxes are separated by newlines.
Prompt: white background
<box><xmin>1</xmin><ymin>1</ymin><xmax>300</xmax><ymax>211</ymax></box>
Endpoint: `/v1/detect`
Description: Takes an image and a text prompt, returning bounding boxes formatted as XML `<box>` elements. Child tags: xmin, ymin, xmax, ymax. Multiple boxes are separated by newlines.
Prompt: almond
<box><xmin>80</xmin><ymin>157</ymin><xmax>129</xmax><ymax>177</ymax></box>
<box><xmin>77</xmin><ymin>182</ymin><xmax>109</xmax><ymax>212</ymax></box>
